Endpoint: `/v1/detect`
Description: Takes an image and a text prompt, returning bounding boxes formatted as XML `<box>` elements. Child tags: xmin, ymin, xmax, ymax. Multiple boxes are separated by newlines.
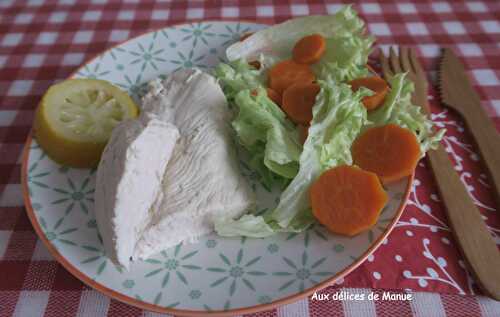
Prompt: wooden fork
<box><xmin>380</xmin><ymin>47</ymin><xmax>500</xmax><ymax>300</ymax></box>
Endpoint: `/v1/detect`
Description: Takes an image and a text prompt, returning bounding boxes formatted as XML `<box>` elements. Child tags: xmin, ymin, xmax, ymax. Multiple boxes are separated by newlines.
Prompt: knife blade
<box><xmin>439</xmin><ymin>48</ymin><xmax>500</xmax><ymax>206</ymax></box>
<box><xmin>440</xmin><ymin>48</ymin><xmax>482</xmax><ymax>107</ymax></box>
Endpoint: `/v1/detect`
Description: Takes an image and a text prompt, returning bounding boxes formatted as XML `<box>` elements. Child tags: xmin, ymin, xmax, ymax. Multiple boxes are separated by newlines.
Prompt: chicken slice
<box><xmin>94</xmin><ymin>115</ymin><xmax>179</xmax><ymax>269</ymax></box>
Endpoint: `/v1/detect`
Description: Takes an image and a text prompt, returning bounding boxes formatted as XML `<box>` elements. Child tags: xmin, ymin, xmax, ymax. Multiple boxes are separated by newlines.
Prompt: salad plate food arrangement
<box><xmin>22</xmin><ymin>6</ymin><xmax>443</xmax><ymax>315</ymax></box>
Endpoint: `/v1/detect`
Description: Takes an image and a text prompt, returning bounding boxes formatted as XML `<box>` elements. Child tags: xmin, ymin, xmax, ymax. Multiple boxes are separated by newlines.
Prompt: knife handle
<box><xmin>427</xmin><ymin>144</ymin><xmax>500</xmax><ymax>300</ymax></box>
<box><xmin>461</xmin><ymin>98</ymin><xmax>500</xmax><ymax>206</ymax></box>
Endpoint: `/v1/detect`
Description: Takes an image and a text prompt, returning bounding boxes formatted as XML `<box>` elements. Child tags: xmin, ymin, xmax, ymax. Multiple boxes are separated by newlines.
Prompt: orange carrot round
<box><xmin>292</xmin><ymin>34</ymin><xmax>326</xmax><ymax>64</ymax></box>
<box><xmin>282</xmin><ymin>82</ymin><xmax>320</xmax><ymax>125</ymax></box>
<box><xmin>310</xmin><ymin>165</ymin><xmax>388</xmax><ymax>236</ymax></box>
<box><xmin>239</xmin><ymin>32</ymin><xmax>254</xmax><ymax>41</ymax></box>
<box><xmin>268</xmin><ymin>59</ymin><xmax>315</xmax><ymax>95</ymax></box>
<box><xmin>352</xmin><ymin>124</ymin><xmax>421</xmax><ymax>184</ymax></box>
<box><xmin>349</xmin><ymin>76</ymin><xmax>389</xmax><ymax>110</ymax></box>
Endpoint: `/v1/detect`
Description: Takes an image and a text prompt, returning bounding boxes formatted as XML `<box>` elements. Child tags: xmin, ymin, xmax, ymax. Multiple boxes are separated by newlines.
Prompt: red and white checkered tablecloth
<box><xmin>1</xmin><ymin>0</ymin><xmax>500</xmax><ymax>316</ymax></box>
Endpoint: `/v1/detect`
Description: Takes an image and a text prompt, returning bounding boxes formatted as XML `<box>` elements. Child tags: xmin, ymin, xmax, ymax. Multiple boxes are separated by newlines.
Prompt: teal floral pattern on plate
<box><xmin>144</xmin><ymin>243</ymin><xmax>201</xmax><ymax>288</ymax></box>
<box><xmin>206</xmin><ymin>248</ymin><xmax>266</xmax><ymax>297</ymax></box>
<box><xmin>25</xmin><ymin>21</ymin><xmax>410</xmax><ymax>313</ymax></box>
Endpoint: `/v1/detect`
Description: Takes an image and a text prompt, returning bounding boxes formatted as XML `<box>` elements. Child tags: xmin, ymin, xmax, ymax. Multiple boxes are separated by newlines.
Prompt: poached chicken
<box><xmin>95</xmin><ymin>69</ymin><xmax>254</xmax><ymax>269</ymax></box>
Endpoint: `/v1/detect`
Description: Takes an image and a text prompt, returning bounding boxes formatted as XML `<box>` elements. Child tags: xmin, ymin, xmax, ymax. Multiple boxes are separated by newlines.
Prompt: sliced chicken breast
<box><xmin>95</xmin><ymin>69</ymin><xmax>254</xmax><ymax>268</ymax></box>
<box><xmin>95</xmin><ymin>115</ymin><xmax>179</xmax><ymax>269</ymax></box>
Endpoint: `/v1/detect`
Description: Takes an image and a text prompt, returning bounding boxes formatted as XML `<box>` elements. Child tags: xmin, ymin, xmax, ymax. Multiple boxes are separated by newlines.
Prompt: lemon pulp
<box><xmin>34</xmin><ymin>79</ymin><xmax>139</xmax><ymax>168</ymax></box>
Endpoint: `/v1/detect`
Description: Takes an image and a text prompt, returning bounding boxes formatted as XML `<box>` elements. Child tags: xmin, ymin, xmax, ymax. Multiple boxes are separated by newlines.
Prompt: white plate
<box><xmin>22</xmin><ymin>21</ymin><xmax>412</xmax><ymax>316</ymax></box>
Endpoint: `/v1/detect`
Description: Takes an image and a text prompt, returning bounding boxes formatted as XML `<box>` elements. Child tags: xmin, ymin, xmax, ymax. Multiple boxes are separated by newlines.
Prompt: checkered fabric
<box><xmin>1</xmin><ymin>0</ymin><xmax>500</xmax><ymax>316</ymax></box>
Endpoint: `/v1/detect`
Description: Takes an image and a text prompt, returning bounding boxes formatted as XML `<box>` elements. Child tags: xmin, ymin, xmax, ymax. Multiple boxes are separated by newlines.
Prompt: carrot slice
<box><xmin>268</xmin><ymin>59</ymin><xmax>315</xmax><ymax>95</ymax></box>
<box><xmin>298</xmin><ymin>124</ymin><xmax>309</xmax><ymax>144</ymax></box>
<box><xmin>349</xmin><ymin>76</ymin><xmax>389</xmax><ymax>110</ymax></box>
<box><xmin>310</xmin><ymin>165</ymin><xmax>388</xmax><ymax>236</ymax></box>
<box><xmin>282</xmin><ymin>82</ymin><xmax>320</xmax><ymax>125</ymax></box>
<box><xmin>292</xmin><ymin>34</ymin><xmax>326</xmax><ymax>64</ymax></box>
<box><xmin>248</xmin><ymin>60</ymin><xmax>261</xmax><ymax>70</ymax></box>
<box><xmin>266</xmin><ymin>88</ymin><xmax>282</xmax><ymax>106</ymax></box>
<box><xmin>352</xmin><ymin>124</ymin><xmax>421</xmax><ymax>184</ymax></box>
<box><xmin>239</xmin><ymin>32</ymin><xmax>254</xmax><ymax>41</ymax></box>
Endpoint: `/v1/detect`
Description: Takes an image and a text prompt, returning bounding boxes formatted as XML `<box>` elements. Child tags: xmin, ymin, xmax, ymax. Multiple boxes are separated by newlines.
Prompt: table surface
<box><xmin>1</xmin><ymin>0</ymin><xmax>500</xmax><ymax>316</ymax></box>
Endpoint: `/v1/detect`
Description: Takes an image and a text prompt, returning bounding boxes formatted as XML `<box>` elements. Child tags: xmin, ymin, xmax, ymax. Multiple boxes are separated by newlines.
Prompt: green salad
<box><xmin>213</xmin><ymin>5</ymin><xmax>444</xmax><ymax>238</ymax></box>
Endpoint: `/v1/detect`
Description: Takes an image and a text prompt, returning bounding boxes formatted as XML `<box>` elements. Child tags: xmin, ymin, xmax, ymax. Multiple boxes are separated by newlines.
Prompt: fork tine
<box><xmin>389</xmin><ymin>47</ymin><xmax>401</xmax><ymax>73</ymax></box>
<box><xmin>379</xmin><ymin>49</ymin><xmax>393</xmax><ymax>80</ymax></box>
<box><xmin>409</xmin><ymin>48</ymin><xmax>424</xmax><ymax>75</ymax></box>
<box><xmin>399</xmin><ymin>47</ymin><xmax>413</xmax><ymax>73</ymax></box>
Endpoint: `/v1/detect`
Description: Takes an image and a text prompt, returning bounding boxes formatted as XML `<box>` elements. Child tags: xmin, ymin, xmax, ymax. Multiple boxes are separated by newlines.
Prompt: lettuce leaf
<box><xmin>315</xmin><ymin>33</ymin><xmax>373</xmax><ymax>82</ymax></box>
<box><xmin>214</xmin><ymin>208</ymin><xmax>316</xmax><ymax>238</ymax></box>
<box><xmin>214</xmin><ymin>59</ymin><xmax>301</xmax><ymax>187</ymax></box>
<box><xmin>318</xmin><ymin>62</ymin><xmax>369</xmax><ymax>83</ymax></box>
<box><xmin>232</xmin><ymin>88</ymin><xmax>302</xmax><ymax>182</ymax></box>
<box><xmin>368</xmin><ymin>73</ymin><xmax>445</xmax><ymax>155</ymax></box>
<box><xmin>226</xmin><ymin>5</ymin><xmax>368</xmax><ymax>63</ymax></box>
<box><xmin>214</xmin><ymin>214</ymin><xmax>275</xmax><ymax>238</ymax></box>
<box><xmin>213</xmin><ymin>59</ymin><xmax>264</xmax><ymax>100</ymax></box>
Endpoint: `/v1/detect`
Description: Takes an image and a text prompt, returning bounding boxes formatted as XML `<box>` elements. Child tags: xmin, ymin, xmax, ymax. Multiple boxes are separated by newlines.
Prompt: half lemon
<box><xmin>34</xmin><ymin>79</ymin><xmax>139</xmax><ymax>168</ymax></box>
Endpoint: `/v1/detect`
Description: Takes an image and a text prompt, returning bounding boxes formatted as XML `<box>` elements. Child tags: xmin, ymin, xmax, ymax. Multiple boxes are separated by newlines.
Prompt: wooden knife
<box><xmin>439</xmin><ymin>48</ymin><xmax>500</xmax><ymax>300</ymax></box>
